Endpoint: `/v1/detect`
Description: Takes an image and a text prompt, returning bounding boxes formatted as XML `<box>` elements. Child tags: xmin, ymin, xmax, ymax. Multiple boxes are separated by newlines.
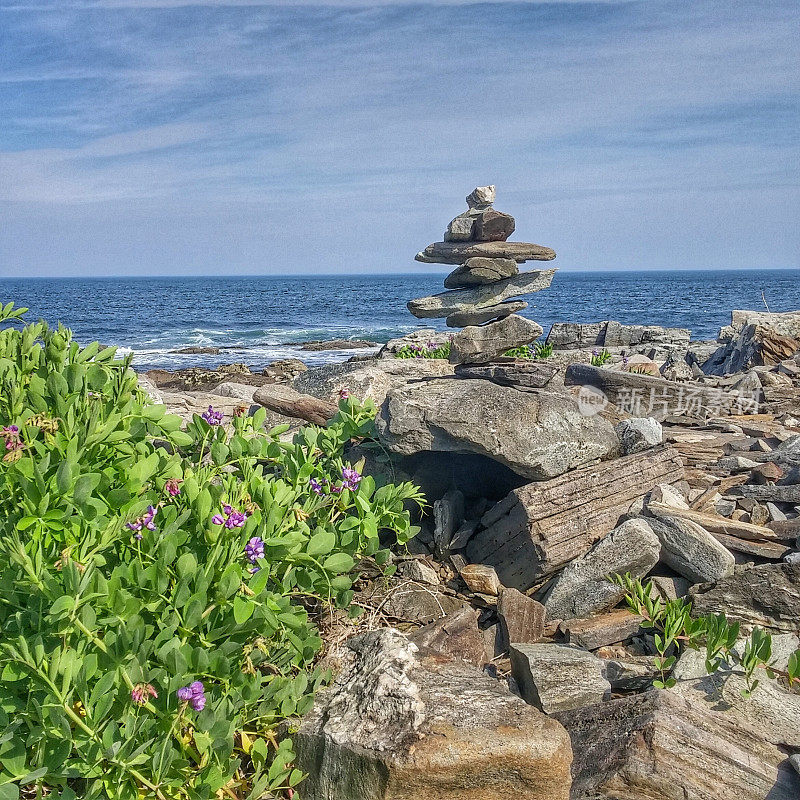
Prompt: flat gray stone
<box><xmin>446</xmin><ymin>300</ymin><xmax>527</xmax><ymax>328</ymax></box>
<box><xmin>415</xmin><ymin>241</ymin><xmax>556</xmax><ymax>265</ymax></box>
<box><xmin>444</xmin><ymin>257</ymin><xmax>519</xmax><ymax>289</ymax></box>
<box><xmin>408</xmin><ymin>269</ymin><xmax>555</xmax><ymax>319</ymax></box>
<box><xmin>510</xmin><ymin>643</ymin><xmax>611</xmax><ymax>713</ymax></box>
<box><xmin>376</xmin><ymin>379</ymin><xmax>620</xmax><ymax>481</ymax></box>
<box><xmin>449</xmin><ymin>314</ymin><xmax>543</xmax><ymax>365</ymax></box>
<box><xmin>646</xmin><ymin>514</ymin><xmax>735</xmax><ymax>584</ymax></box>
<box><xmin>543</xmin><ymin>518</ymin><xmax>661</xmax><ymax>620</ymax></box>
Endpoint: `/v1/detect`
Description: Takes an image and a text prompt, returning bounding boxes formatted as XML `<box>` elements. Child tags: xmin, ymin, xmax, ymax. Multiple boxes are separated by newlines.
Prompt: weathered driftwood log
<box><xmin>465</xmin><ymin>445</ymin><xmax>685</xmax><ymax>590</ymax></box>
<box><xmin>564</xmin><ymin>364</ymin><xmax>759</xmax><ymax>419</ymax></box>
<box><xmin>646</xmin><ymin>501</ymin><xmax>779</xmax><ymax>541</ymax></box>
<box><xmin>252</xmin><ymin>384</ymin><xmax>337</xmax><ymax>426</ymax></box>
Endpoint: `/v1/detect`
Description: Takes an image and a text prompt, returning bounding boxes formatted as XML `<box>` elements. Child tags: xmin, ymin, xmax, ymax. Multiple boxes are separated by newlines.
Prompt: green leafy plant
<box><xmin>504</xmin><ymin>341</ymin><xmax>554</xmax><ymax>360</ymax></box>
<box><xmin>612</xmin><ymin>574</ymin><xmax>800</xmax><ymax>696</ymax></box>
<box><xmin>394</xmin><ymin>340</ymin><xmax>450</xmax><ymax>359</ymax></box>
<box><xmin>590</xmin><ymin>348</ymin><xmax>612</xmax><ymax>367</ymax></box>
<box><xmin>0</xmin><ymin>302</ymin><xmax>424</xmax><ymax>800</ymax></box>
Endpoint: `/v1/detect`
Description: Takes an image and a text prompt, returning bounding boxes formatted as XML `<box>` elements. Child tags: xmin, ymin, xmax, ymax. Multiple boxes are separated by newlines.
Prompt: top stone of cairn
<box><xmin>417</xmin><ymin>186</ymin><xmax>555</xmax><ymax>263</ymax></box>
<box><xmin>466</xmin><ymin>185</ymin><xmax>495</xmax><ymax>208</ymax></box>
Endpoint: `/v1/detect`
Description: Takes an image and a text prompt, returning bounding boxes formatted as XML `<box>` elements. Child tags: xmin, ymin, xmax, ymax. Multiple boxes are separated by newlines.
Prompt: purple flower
<box><xmin>126</xmin><ymin>504</ymin><xmax>157</xmax><ymax>536</ymax></box>
<box><xmin>176</xmin><ymin>685</ymin><xmax>193</xmax><ymax>702</ymax></box>
<box><xmin>201</xmin><ymin>406</ymin><xmax>223</xmax><ymax>426</ymax></box>
<box><xmin>212</xmin><ymin>504</ymin><xmax>248</xmax><ymax>528</ymax></box>
<box><xmin>341</xmin><ymin>467</ymin><xmax>361</xmax><ymax>491</ymax></box>
<box><xmin>177</xmin><ymin>680</ymin><xmax>206</xmax><ymax>711</ymax></box>
<box><xmin>143</xmin><ymin>506</ymin><xmax>157</xmax><ymax>530</ymax></box>
<box><xmin>309</xmin><ymin>478</ymin><xmax>325</xmax><ymax>495</ymax></box>
<box><xmin>226</xmin><ymin>510</ymin><xmax>247</xmax><ymax>528</ymax></box>
<box><xmin>245</xmin><ymin>536</ymin><xmax>264</xmax><ymax>563</ymax></box>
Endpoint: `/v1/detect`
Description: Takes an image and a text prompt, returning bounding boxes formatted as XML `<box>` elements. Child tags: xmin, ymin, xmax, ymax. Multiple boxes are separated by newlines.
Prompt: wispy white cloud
<box><xmin>0</xmin><ymin>0</ymin><xmax>797</xmax><ymax>275</ymax></box>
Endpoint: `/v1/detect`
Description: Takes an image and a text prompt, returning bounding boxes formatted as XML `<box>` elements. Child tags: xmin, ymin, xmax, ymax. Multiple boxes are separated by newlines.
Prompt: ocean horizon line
<box><xmin>1</xmin><ymin>266</ymin><xmax>798</xmax><ymax>282</ymax></box>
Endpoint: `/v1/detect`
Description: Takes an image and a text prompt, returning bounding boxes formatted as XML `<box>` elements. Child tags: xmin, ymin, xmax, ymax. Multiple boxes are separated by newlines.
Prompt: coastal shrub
<box><xmin>0</xmin><ymin>302</ymin><xmax>424</xmax><ymax>800</ymax></box>
<box><xmin>504</xmin><ymin>341</ymin><xmax>554</xmax><ymax>360</ymax></box>
<box><xmin>614</xmin><ymin>574</ymin><xmax>800</xmax><ymax>695</ymax></box>
<box><xmin>394</xmin><ymin>340</ymin><xmax>450</xmax><ymax>359</ymax></box>
<box><xmin>590</xmin><ymin>348</ymin><xmax>612</xmax><ymax>366</ymax></box>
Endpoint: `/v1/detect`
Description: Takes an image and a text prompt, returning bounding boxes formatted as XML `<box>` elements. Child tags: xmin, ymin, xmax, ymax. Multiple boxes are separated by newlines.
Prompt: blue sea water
<box><xmin>1</xmin><ymin>270</ymin><xmax>798</xmax><ymax>371</ymax></box>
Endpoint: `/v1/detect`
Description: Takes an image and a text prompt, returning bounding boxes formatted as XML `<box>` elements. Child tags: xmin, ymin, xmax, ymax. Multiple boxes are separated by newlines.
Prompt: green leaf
<box><xmin>0</xmin><ymin>783</ymin><xmax>20</xmax><ymax>800</ymax></box>
<box><xmin>49</xmin><ymin>595</ymin><xmax>74</xmax><ymax>616</ymax></box>
<box><xmin>322</xmin><ymin>553</ymin><xmax>355</xmax><ymax>574</ymax></box>
<box><xmin>176</xmin><ymin>552</ymin><xmax>197</xmax><ymax>580</ymax></box>
<box><xmin>55</xmin><ymin>460</ymin><xmax>74</xmax><ymax>494</ymax></box>
<box><xmin>73</xmin><ymin>473</ymin><xmax>102</xmax><ymax>506</ymax></box>
<box><xmin>307</xmin><ymin>530</ymin><xmax>336</xmax><ymax>556</ymax></box>
<box><xmin>233</xmin><ymin>596</ymin><xmax>255</xmax><ymax>624</ymax></box>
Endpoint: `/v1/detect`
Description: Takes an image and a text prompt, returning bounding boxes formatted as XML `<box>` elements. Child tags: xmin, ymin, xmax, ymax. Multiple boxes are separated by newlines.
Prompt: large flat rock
<box><xmin>375</xmin><ymin>378</ymin><xmax>619</xmax><ymax>481</ymax></box>
<box><xmin>295</xmin><ymin>629</ymin><xmax>573</xmax><ymax>800</ymax></box>
<box><xmin>555</xmin><ymin>690</ymin><xmax>800</xmax><ymax>800</ymax></box>
<box><xmin>408</xmin><ymin>269</ymin><xmax>555</xmax><ymax>320</ymax></box>
<box><xmin>688</xmin><ymin>563</ymin><xmax>800</xmax><ymax>632</ymax></box>
<box><xmin>415</xmin><ymin>241</ymin><xmax>556</xmax><ymax>265</ymax></box>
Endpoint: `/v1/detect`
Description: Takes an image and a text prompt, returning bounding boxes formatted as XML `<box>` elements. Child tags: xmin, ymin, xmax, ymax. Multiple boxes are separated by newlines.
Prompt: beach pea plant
<box><xmin>590</xmin><ymin>348</ymin><xmax>612</xmax><ymax>366</ymax></box>
<box><xmin>613</xmin><ymin>574</ymin><xmax>800</xmax><ymax>696</ymax></box>
<box><xmin>504</xmin><ymin>341</ymin><xmax>554</xmax><ymax>360</ymax></box>
<box><xmin>394</xmin><ymin>340</ymin><xmax>450</xmax><ymax>359</ymax></box>
<box><xmin>0</xmin><ymin>302</ymin><xmax>423</xmax><ymax>800</ymax></box>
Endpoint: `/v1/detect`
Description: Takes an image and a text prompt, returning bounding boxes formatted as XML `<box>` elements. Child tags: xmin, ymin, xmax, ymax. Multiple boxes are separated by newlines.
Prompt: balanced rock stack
<box><xmin>409</xmin><ymin>186</ymin><xmax>557</xmax><ymax>365</ymax></box>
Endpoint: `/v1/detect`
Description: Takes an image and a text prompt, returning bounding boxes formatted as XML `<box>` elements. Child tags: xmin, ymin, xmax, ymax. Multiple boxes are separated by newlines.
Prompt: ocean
<box><xmin>1</xmin><ymin>269</ymin><xmax>798</xmax><ymax>372</ymax></box>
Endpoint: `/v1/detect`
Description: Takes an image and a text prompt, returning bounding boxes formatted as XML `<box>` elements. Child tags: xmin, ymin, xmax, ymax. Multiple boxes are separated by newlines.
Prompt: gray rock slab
<box><xmin>444</xmin><ymin>257</ymin><xmax>519</xmax><ymax>289</ymax></box>
<box><xmin>408</xmin><ymin>269</ymin><xmax>555</xmax><ymax>319</ymax></box>
<box><xmin>543</xmin><ymin>518</ymin><xmax>661</xmax><ymax>620</ymax></box>
<box><xmin>375</xmin><ymin>378</ymin><xmax>619</xmax><ymax>481</ymax></box>
<box><xmin>647</xmin><ymin>515</ymin><xmax>735</xmax><ymax>583</ymax></box>
<box><xmin>688</xmin><ymin>563</ymin><xmax>800</xmax><ymax>632</ymax></box>
<box><xmin>415</xmin><ymin>241</ymin><xmax>556</xmax><ymax>265</ymax></box>
<box><xmin>449</xmin><ymin>314</ymin><xmax>543</xmax><ymax>365</ymax></box>
<box><xmin>510</xmin><ymin>643</ymin><xmax>611</xmax><ymax>713</ymax></box>
<box><xmin>446</xmin><ymin>300</ymin><xmax>527</xmax><ymax>328</ymax></box>
<box><xmin>295</xmin><ymin>629</ymin><xmax>574</xmax><ymax>800</ymax></box>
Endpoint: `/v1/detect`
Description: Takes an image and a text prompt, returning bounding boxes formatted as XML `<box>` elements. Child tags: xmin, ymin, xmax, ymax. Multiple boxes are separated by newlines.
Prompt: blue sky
<box><xmin>0</xmin><ymin>0</ymin><xmax>797</xmax><ymax>277</ymax></box>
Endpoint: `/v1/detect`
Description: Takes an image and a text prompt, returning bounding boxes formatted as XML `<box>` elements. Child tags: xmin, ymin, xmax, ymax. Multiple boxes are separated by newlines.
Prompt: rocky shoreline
<box><xmin>137</xmin><ymin>188</ymin><xmax>800</xmax><ymax>800</ymax></box>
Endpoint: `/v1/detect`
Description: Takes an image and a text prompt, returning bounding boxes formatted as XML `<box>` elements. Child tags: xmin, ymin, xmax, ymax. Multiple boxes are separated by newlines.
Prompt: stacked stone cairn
<box><xmin>409</xmin><ymin>186</ymin><xmax>557</xmax><ymax>365</ymax></box>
